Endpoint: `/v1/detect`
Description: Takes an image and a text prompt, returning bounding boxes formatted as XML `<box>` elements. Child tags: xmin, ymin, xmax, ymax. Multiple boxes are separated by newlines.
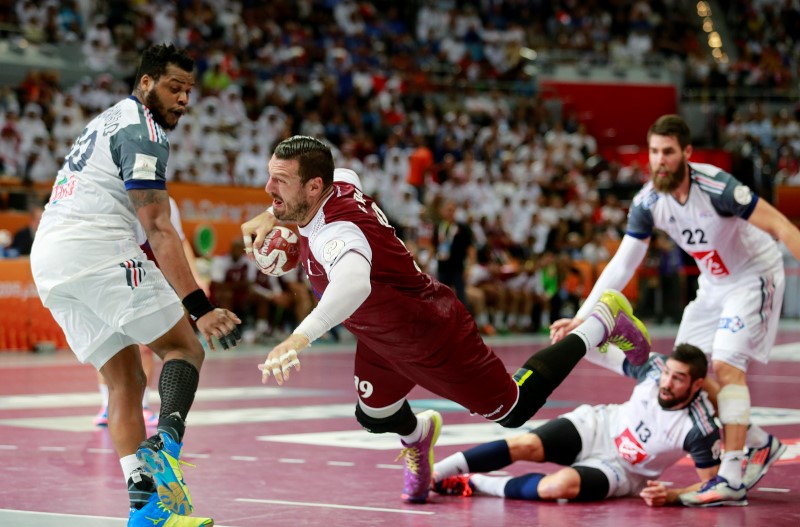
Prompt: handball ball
<box><xmin>255</xmin><ymin>226</ymin><xmax>300</xmax><ymax>276</ymax></box>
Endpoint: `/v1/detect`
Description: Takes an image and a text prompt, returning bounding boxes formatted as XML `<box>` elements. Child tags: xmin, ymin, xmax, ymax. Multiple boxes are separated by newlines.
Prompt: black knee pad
<box><xmin>354</xmin><ymin>400</ymin><xmax>416</xmax><ymax>435</ymax></box>
<box><xmin>532</xmin><ymin>417</ymin><xmax>582</xmax><ymax>466</ymax></box>
<box><xmin>573</xmin><ymin>465</ymin><xmax>610</xmax><ymax>501</ymax></box>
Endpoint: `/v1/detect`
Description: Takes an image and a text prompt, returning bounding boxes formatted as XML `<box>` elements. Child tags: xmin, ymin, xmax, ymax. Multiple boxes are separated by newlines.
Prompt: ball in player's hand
<box><xmin>255</xmin><ymin>226</ymin><xmax>300</xmax><ymax>276</ymax></box>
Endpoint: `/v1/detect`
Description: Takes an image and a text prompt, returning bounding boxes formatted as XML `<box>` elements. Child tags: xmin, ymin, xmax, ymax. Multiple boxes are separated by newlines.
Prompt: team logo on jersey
<box><xmin>323</xmin><ymin>239</ymin><xmax>345</xmax><ymax>263</ymax></box>
<box><xmin>49</xmin><ymin>173</ymin><xmax>77</xmax><ymax>203</ymax></box>
<box><xmin>719</xmin><ymin>316</ymin><xmax>745</xmax><ymax>333</ymax></box>
<box><xmin>734</xmin><ymin>185</ymin><xmax>752</xmax><ymax>205</ymax></box>
<box><xmin>306</xmin><ymin>258</ymin><xmax>324</xmax><ymax>277</ymax></box>
<box><xmin>615</xmin><ymin>428</ymin><xmax>647</xmax><ymax>465</ymax></box>
<box><xmin>689</xmin><ymin>249</ymin><xmax>730</xmax><ymax>276</ymax></box>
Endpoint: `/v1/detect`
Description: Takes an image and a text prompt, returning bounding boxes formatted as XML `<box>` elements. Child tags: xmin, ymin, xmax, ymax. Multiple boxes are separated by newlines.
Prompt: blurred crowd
<box><xmin>2</xmin><ymin>0</ymin><xmax>799</xmax><ymax>336</ymax></box>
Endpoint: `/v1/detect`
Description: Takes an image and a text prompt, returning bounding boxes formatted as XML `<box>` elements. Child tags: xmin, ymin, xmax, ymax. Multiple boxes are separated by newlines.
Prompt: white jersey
<box><xmin>31</xmin><ymin>96</ymin><xmax>171</xmax><ymax>300</ymax></box>
<box><xmin>626</xmin><ymin>162</ymin><xmax>782</xmax><ymax>285</ymax></box>
<box><xmin>598</xmin><ymin>355</ymin><xmax>720</xmax><ymax>479</ymax></box>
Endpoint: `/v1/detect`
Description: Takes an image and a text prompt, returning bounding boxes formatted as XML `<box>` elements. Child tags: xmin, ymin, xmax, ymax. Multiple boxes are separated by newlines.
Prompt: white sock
<box><xmin>718</xmin><ymin>450</ymin><xmax>745</xmax><ymax>487</ymax></box>
<box><xmin>400</xmin><ymin>416</ymin><xmax>423</xmax><ymax>444</ymax></box>
<box><xmin>471</xmin><ymin>474</ymin><xmax>511</xmax><ymax>497</ymax></box>
<box><xmin>120</xmin><ymin>454</ymin><xmax>145</xmax><ymax>482</ymax></box>
<box><xmin>570</xmin><ymin>315</ymin><xmax>608</xmax><ymax>350</ymax></box>
<box><xmin>746</xmin><ymin>424</ymin><xmax>770</xmax><ymax>449</ymax></box>
<box><xmin>433</xmin><ymin>452</ymin><xmax>469</xmax><ymax>481</ymax></box>
<box><xmin>99</xmin><ymin>384</ymin><xmax>109</xmax><ymax>407</ymax></box>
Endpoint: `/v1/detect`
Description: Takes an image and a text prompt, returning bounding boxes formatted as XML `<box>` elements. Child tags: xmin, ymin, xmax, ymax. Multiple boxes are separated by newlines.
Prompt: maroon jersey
<box><xmin>298</xmin><ymin>182</ymin><xmax>441</xmax><ymax>346</ymax></box>
<box><xmin>297</xmin><ymin>178</ymin><xmax>518</xmax><ymax>417</ymax></box>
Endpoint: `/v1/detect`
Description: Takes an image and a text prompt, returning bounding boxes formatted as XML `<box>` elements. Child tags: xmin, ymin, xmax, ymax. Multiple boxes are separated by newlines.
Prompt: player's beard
<box><xmin>274</xmin><ymin>195</ymin><xmax>311</xmax><ymax>223</ymax></box>
<box><xmin>657</xmin><ymin>386</ymin><xmax>692</xmax><ymax>409</ymax></box>
<box><xmin>144</xmin><ymin>89</ymin><xmax>179</xmax><ymax>131</ymax></box>
<box><xmin>651</xmin><ymin>158</ymin><xmax>687</xmax><ymax>193</ymax></box>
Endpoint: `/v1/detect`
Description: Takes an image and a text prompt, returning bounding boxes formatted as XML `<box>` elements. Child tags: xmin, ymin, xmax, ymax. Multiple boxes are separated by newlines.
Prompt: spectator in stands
<box><xmin>9</xmin><ymin>203</ymin><xmax>43</xmax><ymax>256</ymax></box>
<box><xmin>432</xmin><ymin>199</ymin><xmax>475</xmax><ymax>307</ymax></box>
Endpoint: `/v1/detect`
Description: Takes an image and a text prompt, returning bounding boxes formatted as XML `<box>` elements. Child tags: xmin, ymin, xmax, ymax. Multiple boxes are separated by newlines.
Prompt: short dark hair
<box><xmin>670</xmin><ymin>343</ymin><xmax>708</xmax><ymax>381</ymax></box>
<box><xmin>647</xmin><ymin>114</ymin><xmax>691</xmax><ymax>150</ymax></box>
<box><xmin>134</xmin><ymin>44</ymin><xmax>194</xmax><ymax>86</ymax></box>
<box><xmin>273</xmin><ymin>135</ymin><xmax>334</xmax><ymax>186</ymax></box>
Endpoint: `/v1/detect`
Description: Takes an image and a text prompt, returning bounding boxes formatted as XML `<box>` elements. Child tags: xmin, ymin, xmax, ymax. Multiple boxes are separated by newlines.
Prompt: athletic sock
<box><xmin>463</xmin><ymin>439</ymin><xmax>513</xmax><ymax>473</ymax></box>
<box><xmin>718</xmin><ymin>450</ymin><xmax>745</xmax><ymax>487</ymax></box>
<box><xmin>472</xmin><ymin>474</ymin><xmax>511</xmax><ymax>497</ymax></box>
<box><xmin>503</xmin><ymin>473</ymin><xmax>545</xmax><ymax>500</ymax></box>
<box><xmin>746</xmin><ymin>424</ymin><xmax>770</xmax><ymax>449</ymax></box>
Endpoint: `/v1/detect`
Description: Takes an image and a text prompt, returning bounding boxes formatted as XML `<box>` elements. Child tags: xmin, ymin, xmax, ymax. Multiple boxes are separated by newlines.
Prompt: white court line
<box><xmin>236</xmin><ymin>498</ymin><xmax>434</xmax><ymax>515</ymax></box>
<box><xmin>183</xmin><ymin>452</ymin><xmax>210</xmax><ymax>459</ymax></box>
<box><xmin>38</xmin><ymin>446</ymin><xmax>66</xmax><ymax>452</ymax></box>
<box><xmin>86</xmin><ymin>448</ymin><xmax>114</xmax><ymax>454</ymax></box>
<box><xmin>327</xmin><ymin>461</ymin><xmax>355</xmax><ymax>466</ymax></box>
<box><xmin>278</xmin><ymin>458</ymin><xmax>306</xmax><ymax>464</ymax></box>
<box><xmin>756</xmin><ymin>487</ymin><xmax>790</xmax><ymax>493</ymax></box>
<box><xmin>0</xmin><ymin>509</ymin><xmax>240</xmax><ymax>527</ymax></box>
<box><xmin>0</xmin><ymin>444</ymin><xmax>17</xmax><ymax>450</ymax></box>
<box><xmin>231</xmin><ymin>455</ymin><xmax>258</xmax><ymax>461</ymax></box>
<box><xmin>376</xmin><ymin>464</ymin><xmax>403</xmax><ymax>470</ymax></box>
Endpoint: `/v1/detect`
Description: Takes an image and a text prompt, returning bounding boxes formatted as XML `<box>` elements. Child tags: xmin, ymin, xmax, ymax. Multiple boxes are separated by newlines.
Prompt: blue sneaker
<box><xmin>128</xmin><ymin>493</ymin><xmax>212</xmax><ymax>526</ymax></box>
<box><xmin>137</xmin><ymin>433</ymin><xmax>194</xmax><ymax>515</ymax></box>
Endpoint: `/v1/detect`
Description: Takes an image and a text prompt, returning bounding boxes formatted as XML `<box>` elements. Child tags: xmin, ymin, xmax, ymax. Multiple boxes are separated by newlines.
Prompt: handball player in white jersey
<box><xmin>31</xmin><ymin>44</ymin><xmax>240</xmax><ymax>526</ymax></box>
<box><xmin>242</xmin><ymin>135</ymin><xmax>653</xmax><ymax>504</ymax></box>
<box><xmin>433</xmin><ymin>343</ymin><xmax>721</xmax><ymax>507</ymax></box>
<box><xmin>550</xmin><ymin>114</ymin><xmax>799</xmax><ymax>506</ymax></box>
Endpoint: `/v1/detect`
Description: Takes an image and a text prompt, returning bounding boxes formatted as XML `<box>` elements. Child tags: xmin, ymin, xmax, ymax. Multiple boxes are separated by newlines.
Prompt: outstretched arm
<box><xmin>550</xmin><ymin>235</ymin><xmax>650</xmax><ymax>343</ymax></box>
<box><xmin>748</xmin><ymin>198</ymin><xmax>800</xmax><ymax>260</ymax></box>
<box><xmin>258</xmin><ymin>251</ymin><xmax>371</xmax><ymax>384</ymax></box>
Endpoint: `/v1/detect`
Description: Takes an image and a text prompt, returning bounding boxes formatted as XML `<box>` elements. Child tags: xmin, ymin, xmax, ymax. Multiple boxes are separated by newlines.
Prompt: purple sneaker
<box><xmin>590</xmin><ymin>289</ymin><xmax>651</xmax><ymax>365</ymax></box>
<box><xmin>397</xmin><ymin>410</ymin><xmax>442</xmax><ymax>503</ymax></box>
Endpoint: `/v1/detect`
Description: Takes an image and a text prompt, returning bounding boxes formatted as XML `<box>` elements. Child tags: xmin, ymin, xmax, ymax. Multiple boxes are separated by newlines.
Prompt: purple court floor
<box><xmin>0</xmin><ymin>324</ymin><xmax>798</xmax><ymax>526</ymax></box>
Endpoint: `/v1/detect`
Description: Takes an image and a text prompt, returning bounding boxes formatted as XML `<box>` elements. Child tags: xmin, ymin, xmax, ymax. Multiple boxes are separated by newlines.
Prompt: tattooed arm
<box><xmin>129</xmin><ymin>188</ymin><xmax>200</xmax><ymax>298</ymax></box>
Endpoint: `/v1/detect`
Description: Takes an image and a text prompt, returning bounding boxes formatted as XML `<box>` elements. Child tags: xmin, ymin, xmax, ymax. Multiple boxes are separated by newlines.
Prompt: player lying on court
<box><xmin>550</xmin><ymin>114</ymin><xmax>793</xmax><ymax>506</ymax></box>
<box><xmin>241</xmin><ymin>135</ymin><xmax>652</xmax><ymax>503</ymax></box>
<box><xmin>433</xmin><ymin>343</ymin><xmax>729</xmax><ymax>507</ymax></box>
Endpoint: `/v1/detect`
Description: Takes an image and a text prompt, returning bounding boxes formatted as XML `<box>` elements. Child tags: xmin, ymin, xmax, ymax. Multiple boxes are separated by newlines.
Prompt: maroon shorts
<box><xmin>352</xmin><ymin>297</ymin><xmax>518</xmax><ymax>421</ymax></box>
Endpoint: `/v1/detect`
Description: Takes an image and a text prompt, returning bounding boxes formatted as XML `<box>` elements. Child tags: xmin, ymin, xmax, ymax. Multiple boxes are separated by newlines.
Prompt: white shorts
<box><xmin>562</xmin><ymin>404</ymin><xmax>648</xmax><ymax>498</ymax></box>
<box><xmin>674</xmin><ymin>269</ymin><xmax>784</xmax><ymax>370</ymax></box>
<box><xmin>40</xmin><ymin>255</ymin><xmax>184</xmax><ymax>369</ymax></box>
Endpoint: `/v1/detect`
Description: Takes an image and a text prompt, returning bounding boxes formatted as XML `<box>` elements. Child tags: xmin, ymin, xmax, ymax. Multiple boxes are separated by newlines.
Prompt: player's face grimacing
<box><xmin>266</xmin><ymin>156</ymin><xmax>313</xmax><ymax>224</ymax></box>
<box><xmin>657</xmin><ymin>358</ymin><xmax>698</xmax><ymax>409</ymax></box>
<box><xmin>648</xmin><ymin>134</ymin><xmax>690</xmax><ymax>194</ymax></box>
<box><xmin>143</xmin><ymin>64</ymin><xmax>193</xmax><ymax>130</ymax></box>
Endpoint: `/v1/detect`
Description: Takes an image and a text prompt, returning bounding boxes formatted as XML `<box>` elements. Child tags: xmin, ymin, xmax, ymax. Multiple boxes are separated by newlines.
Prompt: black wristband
<box><xmin>182</xmin><ymin>289</ymin><xmax>215</xmax><ymax>321</ymax></box>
